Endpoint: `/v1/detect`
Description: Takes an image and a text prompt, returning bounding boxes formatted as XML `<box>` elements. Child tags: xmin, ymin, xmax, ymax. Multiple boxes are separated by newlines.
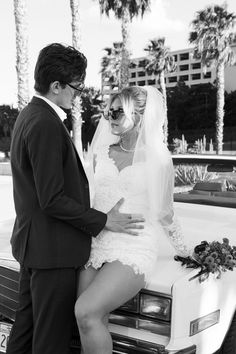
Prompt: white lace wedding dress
<box><xmin>86</xmin><ymin>146</ymin><xmax>189</xmax><ymax>281</ymax></box>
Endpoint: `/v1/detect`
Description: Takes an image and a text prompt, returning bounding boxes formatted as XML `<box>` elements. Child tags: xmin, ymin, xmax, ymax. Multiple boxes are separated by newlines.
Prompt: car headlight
<box><xmin>140</xmin><ymin>293</ymin><xmax>171</xmax><ymax>321</ymax></box>
<box><xmin>119</xmin><ymin>294</ymin><xmax>139</xmax><ymax>313</ymax></box>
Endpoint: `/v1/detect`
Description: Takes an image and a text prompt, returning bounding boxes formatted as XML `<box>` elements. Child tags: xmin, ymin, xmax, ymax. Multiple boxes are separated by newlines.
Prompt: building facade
<box><xmin>101</xmin><ymin>46</ymin><xmax>236</xmax><ymax>99</ymax></box>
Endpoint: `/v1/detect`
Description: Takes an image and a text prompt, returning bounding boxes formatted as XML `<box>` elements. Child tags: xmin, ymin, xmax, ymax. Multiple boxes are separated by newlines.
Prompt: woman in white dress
<box><xmin>74</xmin><ymin>86</ymin><xmax>189</xmax><ymax>354</ymax></box>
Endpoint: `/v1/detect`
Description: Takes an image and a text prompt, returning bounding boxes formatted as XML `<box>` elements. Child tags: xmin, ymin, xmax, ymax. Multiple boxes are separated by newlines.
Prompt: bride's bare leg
<box><xmin>77</xmin><ymin>267</ymin><xmax>97</xmax><ymax>354</ymax></box>
<box><xmin>77</xmin><ymin>267</ymin><xmax>109</xmax><ymax>354</ymax></box>
<box><xmin>77</xmin><ymin>267</ymin><xmax>98</xmax><ymax>298</ymax></box>
<box><xmin>74</xmin><ymin>261</ymin><xmax>145</xmax><ymax>354</ymax></box>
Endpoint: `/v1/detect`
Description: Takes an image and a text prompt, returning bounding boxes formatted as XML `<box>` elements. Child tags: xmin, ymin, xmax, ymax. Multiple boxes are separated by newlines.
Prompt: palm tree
<box><xmin>81</xmin><ymin>87</ymin><xmax>105</xmax><ymax>149</ymax></box>
<box><xmin>97</xmin><ymin>0</ymin><xmax>151</xmax><ymax>89</ymax></box>
<box><xmin>14</xmin><ymin>0</ymin><xmax>29</xmax><ymax>110</ymax></box>
<box><xmin>69</xmin><ymin>0</ymin><xmax>83</xmax><ymax>156</ymax></box>
<box><xmin>100</xmin><ymin>42</ymin><xmax>123</xmax><ymax>92</ymax></box>
<box><xmin>189</xmin><ymin>4</ymin><xmax>236</xmax><ymax>154</ymax></box>
<box><xmin>144</xmin><ymin>37</ymin><xmax>176</xmax><ymax>144</ymax></box>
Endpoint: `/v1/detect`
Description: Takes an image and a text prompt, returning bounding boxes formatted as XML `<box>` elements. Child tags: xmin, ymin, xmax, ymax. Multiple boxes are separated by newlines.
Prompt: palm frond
<box><xmin>97</xmin><ymin>0</ymin><xmax>151</xmax><ymax>19</ymax></box>
<box><xmin>144</xmin><ymin>37</ymin><xmax>176</xmax><ymax>75</ymax></box>
<box><xmin>189</xmin><ymin>3</ymin><xmax>236</xmax><ymax>69</ymax></box>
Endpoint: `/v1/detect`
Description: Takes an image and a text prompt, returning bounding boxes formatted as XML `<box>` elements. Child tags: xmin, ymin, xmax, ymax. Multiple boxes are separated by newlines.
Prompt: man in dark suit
<box><xmin>7</xmin><ymin>43</ymin><xmax>143</xmax><ymax>354</ymax></box>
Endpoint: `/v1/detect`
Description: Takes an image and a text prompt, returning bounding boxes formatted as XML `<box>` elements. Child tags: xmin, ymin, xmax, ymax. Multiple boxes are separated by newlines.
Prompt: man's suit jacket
<box><xmin>10</xmin><ymin>96</ymin><xmax>106</xmax><ymax>268</ymax></box>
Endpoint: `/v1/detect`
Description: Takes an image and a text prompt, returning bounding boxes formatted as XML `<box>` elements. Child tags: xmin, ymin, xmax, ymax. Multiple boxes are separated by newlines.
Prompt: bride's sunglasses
<box><xmin>104</xmin><ymin>107</ymin><xmax>124</xmax><ymax>120</ymax></box>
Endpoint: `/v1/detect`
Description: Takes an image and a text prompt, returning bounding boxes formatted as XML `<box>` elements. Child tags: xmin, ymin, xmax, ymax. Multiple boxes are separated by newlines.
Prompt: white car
<box><xmin>1</xmin><ymin>155</ymin><xmax>236</xmax><ymax>354</ymax></box>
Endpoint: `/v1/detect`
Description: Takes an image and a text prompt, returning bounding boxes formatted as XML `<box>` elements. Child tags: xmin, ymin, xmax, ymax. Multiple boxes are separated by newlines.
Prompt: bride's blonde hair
<box><xmin>109</xmin><ymin>86</ymin><xmax>147</xmax><ymax>127</ymax></box>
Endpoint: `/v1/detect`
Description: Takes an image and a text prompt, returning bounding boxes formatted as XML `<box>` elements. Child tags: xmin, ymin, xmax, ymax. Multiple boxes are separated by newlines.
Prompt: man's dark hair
<box><xmin>34</xmin><ymin>43</ymin><xmax>87</xmax><ymax>94</ymax></box>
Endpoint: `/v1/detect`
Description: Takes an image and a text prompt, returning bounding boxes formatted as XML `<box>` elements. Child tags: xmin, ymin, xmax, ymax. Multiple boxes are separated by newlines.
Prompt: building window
<box><xmin>179</xmin><ymin>75</ymin><xmax>189</xmax><ymax>81</ymax></box>
<box><xmin>192</xmin><ymin>73</ymin><xmax>201</xmax><ymax>80</ymax></box>
<box><xmin>203</xmin><ymin>72</ymin><xmax>212</xmax><ymax>79</ymax></box>
<box><xmin>180</xmin><ymin>52</ymin><xmax>189</xmax><ymax>61</ymax></box>
<box><xmin>138</xmin><ymin>60</ymin><xmax>147</xmax><ymax>68</ymax></box>
<box><xmin>131</xmin><ymin>72</ymin><xmax>136</xmax><ymax>78</ymax></box>
<box><xmin>148</xmin><ymin>79</ymin><xmax>156</xmax><ymax>85</ymax></box>
<box><xmin>129</xmin><ymin>82</ymin><xmax>136</xmax><ymax>86</ymax></box>
<box><xmin>179</xmin><ymin>64</ymin><xmax>189</xmax><ymax>71</ymax></box>
<box><xmin>192</xmin><ymin>62</ymin><xmax>201</xmax><ymax>70</ymax></box>
<box><xmin>129</xmin><ymin>62</ymin><xmax>137</xmax><ymax>69</ymax></box>
<box><xmin>174</xmin><ymin>54</ymin><xmax>178</xmax><ymax>61</ymax></box>
<box><xmin>137</xmin><ymin>80</ymin><xmax>146</xmax><ymax>86</ymax></box>
<box><xmin>138</xmin><ymin>71</ymin><xmax>145</xmax><ymax>77</ymax></box>
<box><xmin>168</xmin><ymin>76</ymin><xmax>177</xmax><ymax>83</ymax></box>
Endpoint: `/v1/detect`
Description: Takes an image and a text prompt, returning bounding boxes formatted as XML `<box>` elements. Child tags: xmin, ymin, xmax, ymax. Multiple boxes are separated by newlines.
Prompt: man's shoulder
<box><xmin>28</xmin><ymin>96</ymin><xmax>57</xmax><ymax>116</ymax></box>
<box><xmin>23</xmin><ymin>97</ymin><xmax>59</xmax><ymax>120</ymax></box>
<box><xmin>16</xmin><ymin>99</ymin><xmax>61</xmax><ymax>138</ymax></box>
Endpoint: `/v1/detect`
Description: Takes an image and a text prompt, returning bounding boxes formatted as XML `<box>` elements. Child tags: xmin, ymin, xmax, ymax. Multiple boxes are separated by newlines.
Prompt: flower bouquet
<box><xmin>174</xmin><ymin>238</ymin><xmax>236</xmax><ymax>282</ymax></box>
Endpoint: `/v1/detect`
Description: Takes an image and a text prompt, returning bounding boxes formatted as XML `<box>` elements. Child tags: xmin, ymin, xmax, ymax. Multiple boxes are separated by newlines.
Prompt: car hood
<box><xmin>146</xmin><ymin>202</ymin><xmax>236</xmax><ymax>295</ymax></box>
<box><xmin>146</xmin><ymin>257</ymin><xmax>192</xmax><ymax>295</ymax></box>
<box><xmin>1</xmin><ymin>202</ymin><xmax>236</xmax><ymax>293</ymax></box>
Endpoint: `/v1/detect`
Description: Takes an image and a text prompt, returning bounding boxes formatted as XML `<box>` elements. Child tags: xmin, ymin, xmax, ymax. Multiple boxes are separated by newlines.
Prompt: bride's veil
<box><xmin>90</xmin><ymin>86</ymin><xmax>175</xmax><ymax>225</ymax></box>
<box><xmin>132</xmin><ymin>86</ymin><xmax>175</xmax><ymax>225</ymax></box>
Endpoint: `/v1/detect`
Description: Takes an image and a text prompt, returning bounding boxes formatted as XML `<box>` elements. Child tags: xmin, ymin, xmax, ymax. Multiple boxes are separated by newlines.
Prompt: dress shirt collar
<box><xmin>34</xmin><ymin>94</ymin><xmax>67</xmax><ymax>122</ymax></box>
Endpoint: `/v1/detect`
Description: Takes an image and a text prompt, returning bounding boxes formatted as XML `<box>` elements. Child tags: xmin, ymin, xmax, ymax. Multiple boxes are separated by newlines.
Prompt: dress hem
<box><xmin>85</xmin><ymin>257</ymin><xmax>152</xmax><ymax>284</ymax></box>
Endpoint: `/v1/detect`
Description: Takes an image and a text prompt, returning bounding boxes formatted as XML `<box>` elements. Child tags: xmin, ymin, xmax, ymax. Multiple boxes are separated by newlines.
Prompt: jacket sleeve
<box><xmin>25</xmin><ymin>114</ymin><xmax>107</xmax><ymax>237</ymax></box>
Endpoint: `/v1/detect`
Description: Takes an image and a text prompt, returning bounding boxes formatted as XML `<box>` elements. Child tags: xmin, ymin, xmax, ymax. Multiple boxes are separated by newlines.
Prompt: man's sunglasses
<box><xmin>104</xmin><ymin>107</ymin><xmax>124</xmax><ymax>120</ymax></box>
<box><xmin>67</xmin><ymin>83</ymin><xmax>85</xmax><ymax>95</ymax></box>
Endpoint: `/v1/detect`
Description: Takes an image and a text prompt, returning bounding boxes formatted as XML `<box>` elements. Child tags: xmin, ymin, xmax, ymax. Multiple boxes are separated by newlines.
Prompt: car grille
<box><xmin>0</xmin><ymin>266</ymin><xmax>19</xmax><ymax>321</ymax></box>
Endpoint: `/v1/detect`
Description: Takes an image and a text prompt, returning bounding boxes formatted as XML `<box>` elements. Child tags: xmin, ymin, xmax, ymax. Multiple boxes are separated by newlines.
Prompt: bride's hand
<box><xmin>105</xmin><ymin>198</ymin><xmax>145</xmax><ymax>235</ymax></box>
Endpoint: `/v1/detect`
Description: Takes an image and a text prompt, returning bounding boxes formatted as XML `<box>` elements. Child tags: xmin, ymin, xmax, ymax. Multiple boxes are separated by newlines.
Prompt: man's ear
<box><xmin>50</xmin><ymin>81</ymin><xmax>61</xmax><ymax>95</ymax></box>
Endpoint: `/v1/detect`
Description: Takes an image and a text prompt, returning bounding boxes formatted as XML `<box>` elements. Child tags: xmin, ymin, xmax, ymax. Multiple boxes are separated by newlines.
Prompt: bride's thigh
<box><xmin>76</xmin><ymin>261</ymin><xmax>145</xmax><ymax>318</ymax></box>
<box><xmin>77</xmin><ymin>266</ymin><xmax>98</xmax><ymax>297</ymax></box>
<box><xmin>77</xmin><ymin>266</ymin><xmax>109</xmax><ymax>327</ymax></box>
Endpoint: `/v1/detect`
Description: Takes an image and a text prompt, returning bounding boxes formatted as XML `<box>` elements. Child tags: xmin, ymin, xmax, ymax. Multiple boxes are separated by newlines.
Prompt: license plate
<box><xmin>0</xmin><ymin>323</ymin><xmax>12</xmax><ymax>353</ymax></box>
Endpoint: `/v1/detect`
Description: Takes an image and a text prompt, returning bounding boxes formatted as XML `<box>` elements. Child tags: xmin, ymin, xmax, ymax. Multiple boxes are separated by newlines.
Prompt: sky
<box><xmin>0</xmin><ymin>0</ymin><xmax>236</xmax><ymax>106</ymax></box>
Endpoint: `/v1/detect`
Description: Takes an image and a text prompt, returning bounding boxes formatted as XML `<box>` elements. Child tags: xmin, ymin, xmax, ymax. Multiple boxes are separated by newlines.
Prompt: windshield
<box><xmin>173</xmin><ymin>157</ymin><xmax>236</xmax><ymax>208</ymax></box>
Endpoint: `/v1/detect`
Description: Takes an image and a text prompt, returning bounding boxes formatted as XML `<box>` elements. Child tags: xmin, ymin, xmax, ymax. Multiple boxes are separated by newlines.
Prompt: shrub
<box><xmin>175</xmin><ymin>164</ymin><xmax>218</xmax><ymax>186</ymax></box>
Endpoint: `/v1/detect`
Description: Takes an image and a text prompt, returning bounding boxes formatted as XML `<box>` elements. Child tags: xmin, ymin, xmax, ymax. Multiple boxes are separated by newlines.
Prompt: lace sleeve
<box><xmin>161</xmin><ymin>215</ymin><xmax>193</xmax><ymax>257</ymax></box>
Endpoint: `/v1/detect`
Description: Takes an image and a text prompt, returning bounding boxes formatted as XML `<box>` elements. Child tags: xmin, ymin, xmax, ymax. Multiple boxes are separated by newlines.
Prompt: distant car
<box><xmin>1</xmin><ymin>155</ymin><xmax>236</xmax><ymax>354</ymax></box>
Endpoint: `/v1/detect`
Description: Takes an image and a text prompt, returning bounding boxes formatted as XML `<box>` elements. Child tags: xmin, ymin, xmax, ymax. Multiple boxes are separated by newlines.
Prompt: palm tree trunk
<box><xmin>14</xmin><ymin>0</ymin><xmax>29</xmax><ymax>111</ymax></box>
<box><xmin>215</xmin><ymin>62</ymin><xmax>225</xmax><ymax>155</ymax></box>
<box><xmin>70</xmin><ymin>0</ymin><xmax>83</xmax><ymax>156</ymax></box>
<box><xmin>120</xmin><ymin>7</ymin><xmax>130</xmax><ymax>89</ymax></box>
<box><xmin>159</xmin><ymin>72</ymin><xmax>168</xmax><ymax>144</ymax></box>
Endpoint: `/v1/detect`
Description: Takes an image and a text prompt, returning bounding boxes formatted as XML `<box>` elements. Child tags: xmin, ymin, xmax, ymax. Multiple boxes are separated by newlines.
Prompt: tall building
<box><xmin>101</xmin><ymin>46</ymin><xmax>236</xmax><ymax>99</ymax></box>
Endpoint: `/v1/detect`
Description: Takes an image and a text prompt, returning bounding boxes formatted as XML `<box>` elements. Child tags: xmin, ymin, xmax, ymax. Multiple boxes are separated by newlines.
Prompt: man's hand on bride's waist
<box><xmin>105</xmin><ymin>198</ymin><xmax>145</xmax><ymax>235</ymax></box>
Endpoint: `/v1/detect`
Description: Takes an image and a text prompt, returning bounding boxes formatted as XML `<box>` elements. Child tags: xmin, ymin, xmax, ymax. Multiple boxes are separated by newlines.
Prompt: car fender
<box><xmin>166</xmin><ymin>267</ymin><xmax>236</xmax><ymax>354</ymax></box>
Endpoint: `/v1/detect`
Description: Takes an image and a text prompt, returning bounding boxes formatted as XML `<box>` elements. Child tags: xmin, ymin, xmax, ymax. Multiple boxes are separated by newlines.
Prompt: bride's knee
<box><xmin>74</xmin><ymin>299</ymin><xmax>97</xmax><ymax>333</ymax></box>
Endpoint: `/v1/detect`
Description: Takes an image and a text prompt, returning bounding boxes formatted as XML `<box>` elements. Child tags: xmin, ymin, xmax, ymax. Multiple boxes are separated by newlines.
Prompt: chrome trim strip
<box><xmin>110</xmin><ymin>313</ymin><xmax>170</xmax><ymax>336</ymax></box>
<box><xmin>112</xmin><ymin>333</ymin><xmax>197</xmax><ymax>354</ymax></box>
<box><xmin>111</xmin><ymin>332</ymin><xmax>168</xmax><ymax>354</ymax></box>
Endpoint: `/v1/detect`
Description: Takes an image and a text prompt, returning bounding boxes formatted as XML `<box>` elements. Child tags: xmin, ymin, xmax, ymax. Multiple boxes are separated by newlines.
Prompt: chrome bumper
<box><xmin>112</xmin><ymin>333</ymin><xmax>196</xmax><ymax>354</ymax></box>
